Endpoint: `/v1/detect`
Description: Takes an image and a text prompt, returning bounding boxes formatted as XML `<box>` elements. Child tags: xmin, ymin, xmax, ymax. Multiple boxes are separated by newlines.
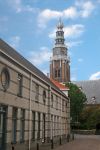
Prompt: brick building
<box><xmin>50</xmin><ymin>19</ymin><xmax>70</xmax><ymax>83</ymax></box>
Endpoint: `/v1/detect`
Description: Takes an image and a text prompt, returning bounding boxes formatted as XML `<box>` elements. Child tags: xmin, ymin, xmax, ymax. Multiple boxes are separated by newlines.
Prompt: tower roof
<box><xmin>57</xmin><ymin>18</ymin><xmax>64</xmax><ymax>29</ymax></box>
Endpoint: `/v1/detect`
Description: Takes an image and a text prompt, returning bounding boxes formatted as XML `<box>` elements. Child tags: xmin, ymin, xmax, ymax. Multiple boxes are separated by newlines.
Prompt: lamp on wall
<box><xmin>91</xmin><ymin>96</ymin><xmax>96</xmax><ymax>104</ymax></box>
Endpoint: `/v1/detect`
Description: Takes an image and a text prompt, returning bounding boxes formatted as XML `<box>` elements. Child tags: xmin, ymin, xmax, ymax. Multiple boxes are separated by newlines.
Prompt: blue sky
<box><xmin>0</xmin><ymin>0</ymin><xmax>100</xmax><ymax>81</ymax></box>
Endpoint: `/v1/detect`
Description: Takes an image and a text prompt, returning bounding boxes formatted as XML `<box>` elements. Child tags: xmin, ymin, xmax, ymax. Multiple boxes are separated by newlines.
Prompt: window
<box><xmin>17</xmin><ymin>74</ymin><xmax>23</xmax><ymax>97</ymax></box>
<box><xmin>56</xmin><ymin>96</ymin><xmax>58</xmax><ymax>109</ymax></box>
<box><xmin>0</xmin><ymin>105</ymin><xmax>7</xmax><ymax>150</ymax></box>
<box><xmin>62</xmin><ymin>99</ymin><xmax>64</xmax><ymax>112</ymax></box>
<box><xmin>37</xmin><ymin>113</ymin><xmax>40</xmax><ymax>139</ymax></box>
<box><xmin>32</xmin><ymin>111</ymin><xmax>35</xmax><ymax>140</ymax></box>
<box><xmin>12</xmin><ymin>108</ymin><xmax>17</xmax><ymax>143</ymax></box>
<box><xmin>58</xmin><ymin>69</ymin><xmax>60</xmax><ymax>77</ymax></box>
<box><xmin>35</xmin><ymin>84</ymin><xmax>39</xmax><ymax>102</ymax></box>
<box><xmin>65</xmin><ymin>101</ymin><xmax>68</xmax><ymax>112</ymax></box>
<box><xmin>55</xmin><ymin>70</ymin><xmax>57</xmax><ymax>78</ymax></box>
<box><xmin>1</xmin><ymin>67</ymin><xmax>10</xmax><ymax>91</ymax></box>
<box><xmin>54</xmin><ymin>116</ymin><xmax>56</xmax><ymax>136</ymax></box>
<box><xmin>42</xmin><ymin>114</ymin><xmax>45</xmax><ymax>142</ymax></box>
<box><xmin>20</xmin><ymin>109</ymin><xmax>25</xmax><ymax>142</ymax></box>
<box><xmin>51</xmin><ymin>115</ymin><xmax>53</xmax><ymax>137</ymax></box>
<box><xmin>55</xmin><ymin>69</ymin><xmax>60</xmax><ymax>78</ymax></box>
<box><xmin>51</xmin><ymin>94</ymin><xmax>53</xmax><ymax>108</ymax></box>
<box><xmin>43</xmin><ymin>90</ymin><xmax>46</xmax><ymax>105</ymax></box>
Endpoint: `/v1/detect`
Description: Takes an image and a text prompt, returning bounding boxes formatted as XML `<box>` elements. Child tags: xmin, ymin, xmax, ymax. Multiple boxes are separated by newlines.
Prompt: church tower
<box><xmin>50</xmin><ymin>19</ymin><xmax>70</xmax><ymax>83</ymax></box>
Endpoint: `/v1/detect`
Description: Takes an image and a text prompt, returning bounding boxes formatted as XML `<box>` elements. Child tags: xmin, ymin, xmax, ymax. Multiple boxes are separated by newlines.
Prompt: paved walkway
<box><xmin>54</xmin><ymin>134</ymin><xmax>100</xmax><ymax>150</ymax></box>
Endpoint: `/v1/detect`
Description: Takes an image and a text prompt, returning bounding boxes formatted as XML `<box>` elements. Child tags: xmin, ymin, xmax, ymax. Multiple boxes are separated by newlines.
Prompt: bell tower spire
<box><xmin>50</xmin><ymin>19</ymin><xmax>70</xmax><ymax>83</ymax></box>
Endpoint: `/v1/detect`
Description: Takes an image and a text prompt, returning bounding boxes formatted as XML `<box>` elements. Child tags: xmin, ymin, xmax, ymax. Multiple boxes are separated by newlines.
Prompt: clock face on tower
<box><xmin>53</xmin><ymin>47</ymin><xmax>60</xmax><ymax>55</ymax></box>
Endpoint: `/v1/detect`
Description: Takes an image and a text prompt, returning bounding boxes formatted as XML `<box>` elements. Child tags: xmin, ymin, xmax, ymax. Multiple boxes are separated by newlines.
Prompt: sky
<box><xmin>0</xmin><ymin>0</ymin><xmax>100</xmax><ymax>81</ymax></box>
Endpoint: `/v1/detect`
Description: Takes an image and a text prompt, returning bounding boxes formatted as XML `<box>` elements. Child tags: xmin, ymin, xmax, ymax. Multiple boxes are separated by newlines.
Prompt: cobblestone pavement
<box><xmin>54</xmin><ymin>134</ymin><xmax>100</xmax><ymax>150</ymax></box>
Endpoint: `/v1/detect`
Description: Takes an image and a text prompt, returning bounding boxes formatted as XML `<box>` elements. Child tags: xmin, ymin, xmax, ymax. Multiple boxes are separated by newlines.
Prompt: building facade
<box><xmin>50</xmin><ymin>19</ymin><xmax>70</xmax><ymax>83</ymax></box>
<box><xmin>0</xmin><ymin>39</ymin><xmax>70</xmax><ymax>150</ymax></box>
<box><xmin>74</xmin><ymin>80</ymin><xmax>100</xmax><ymax>104</ymax></box>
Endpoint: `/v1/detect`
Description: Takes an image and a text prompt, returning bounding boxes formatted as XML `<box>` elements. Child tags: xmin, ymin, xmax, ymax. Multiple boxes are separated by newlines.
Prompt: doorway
<box><xmin>0</xmin><ymin>105</ymin><xmax>7</xmax><ymax>150</ymax></box>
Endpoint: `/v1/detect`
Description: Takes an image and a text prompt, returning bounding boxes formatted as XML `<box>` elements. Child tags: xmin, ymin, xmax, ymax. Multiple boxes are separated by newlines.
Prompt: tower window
<box><xmin>55</xmin><ymin>70</ymin><xmax>57</xmax><ymax>78</ymax></box>
<box><xmin>55</xmin><ymin>69</ymin><xmax>60</xmax><ymax>78</ymax></box>
<box><xmin>58</xmin><ymin>69</ymin><xmax>60</xmax><ymax>77</ymax></box>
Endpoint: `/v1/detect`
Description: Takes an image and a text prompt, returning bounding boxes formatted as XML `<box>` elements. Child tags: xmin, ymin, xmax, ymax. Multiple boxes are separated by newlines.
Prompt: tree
<box><xmin>65</xmin><ymin>82</ymin><xmax>87</xmax><ymax>125</ymax></box>
<box><xmin>80</xmin><ymin>106</ymin><xmax>100</xmax><ymax>130</ymax></box>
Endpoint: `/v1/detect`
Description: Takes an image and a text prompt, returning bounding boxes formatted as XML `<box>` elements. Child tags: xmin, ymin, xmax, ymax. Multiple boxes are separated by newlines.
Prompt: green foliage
<box><xmin>79</xmin><ymin>106</ymin><xmax>100</xmax><ymax>129</ymax></box>
<box><xmin>66</xmin><ymin>82</ymin><xmax>87</xmax><ymax>124</ymax></box>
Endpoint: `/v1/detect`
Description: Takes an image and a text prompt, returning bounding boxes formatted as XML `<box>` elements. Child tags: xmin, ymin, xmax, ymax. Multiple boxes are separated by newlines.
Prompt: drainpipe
<box><xmin>48</xmin><ymin>86</ymin><xmax>51</xmax><ymax>142</ymax></box>
<box><xmin>29</xmin><ymin>74</ymin><xmax>32</xmax><ymax>150</ymax></box>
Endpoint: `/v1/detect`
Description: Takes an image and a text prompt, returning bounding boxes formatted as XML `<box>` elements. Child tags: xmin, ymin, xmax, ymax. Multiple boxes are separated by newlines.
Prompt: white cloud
<box><xmin>66</xmin><ymin>40</ymin><xmax>83</xmax><ymax>48</ymax></box>
<box><xmin>37</xmin><ymin>7</ymin><xmax>78</xmax><ymax>28</ymax></box>
<box><xmin>38</xmin><ymin>9</ymin><xmax>62</xmax><ymax>28</ymax></box>
<box><xmin>8</xmin><ymin>0</ymin><xmax>37</xmax><ymax>13</ymax></box>
<box><xmin>78</xmin><ymin>58</ymin><xmax>83</xmax><ymax>62</ymax></box>
<box><xmin>80</xmin><ymin>1</ymin><xmax>95</xmax><ymax>18</ymax></box>
<box><xmin>49</xmin><ymin>24</ymin><xmax>84</xmax><ymax>39</ymax></box>
<box><xmin>89</xmin><ymin>71</ymin><xmax>100</xmax><ymax>80</ymax></box>
<box><xmin>38</xmin><ymin>1</ymin><xmax>95</xmax><ymax>29</ymax></box>
<box><xmin>29</xmin><ymin>47</ymin><xmax>52</xmax><ymax>66</ymax></box>
<box><xmin>63</xmin><ymin>6</ymin><xmax>78</xmax><ymax>19</ymax></box>
<box><xmin>9</xmin><ymin>36</ymin><xmax>21</xmax><ymax>49</ymax></box>
<box><xmin>71</xmin><ymin>76</ymin><xmax>77</xmax><ymax>81</ymax></box>
<box><xmin>64</xmin><ymin>24</ymin><xmax>84</xmax><ymax>38</ymax></box>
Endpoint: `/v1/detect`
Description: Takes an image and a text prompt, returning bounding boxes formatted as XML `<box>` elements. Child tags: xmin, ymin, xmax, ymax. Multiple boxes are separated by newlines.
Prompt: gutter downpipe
<box><xmin>29</xmin><ymin>73</ymin><xmax>32</xmax><ymax>150</ymax></box>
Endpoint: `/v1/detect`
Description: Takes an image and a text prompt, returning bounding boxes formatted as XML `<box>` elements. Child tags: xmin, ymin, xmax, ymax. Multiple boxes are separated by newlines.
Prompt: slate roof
<box><xmin>0</xmin><ymin>38</ymin><xmax>67</xmax><ymax>97</ymax></box>
<box><xmin>74</xmin><ymin>80</ymin><xmax>100</xmax><ymax>104</ymax></box>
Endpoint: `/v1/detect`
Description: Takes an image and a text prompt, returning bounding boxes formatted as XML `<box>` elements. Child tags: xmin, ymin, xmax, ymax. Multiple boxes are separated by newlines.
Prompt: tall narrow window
<box><xmin>55</xmin><ymin>70</ymin><xmax>57</xmax><ymax>78</ymax></box>
<box><xmin>58</xmin><ymin>69</ymin><xmax>60</xmax><ymax>77</ymax></box>
<box><xmin>20</xmin><ymin>109</ymin><xmax>25</xmax><ymax>142</ymax></box>
<box><xmin>32</xmin><ymin>111</ymin><xmax>35</xmax><ymax>140</ymax></box>
<box><xmin>62</xmin><ymin>99</ymin><xmax>64</xmax><ymax>112</ymax></box>
<box><xmin>37</xmin><ymin>113</ymin><xmax>40</xmax><ymax>139</ymax></box>
<box><xmin>0</xmin><ymin>105</ymin><xmax>7</xmax><ymax>150</ymax></box>
<box><xmin>35</xmin><ymin>84</ymin><xmax>39</xmax><ymax>102</ymax></box>
<box><xmin>43</xmin><ymin>90</ymin><xmax>46</xmax><ymax>105</ymax></box>
<box><xmin>56</xmin><ymin>96</ymin><xmax>58</xmax><ymax>110</ymax></box>
<box><xmin>17</xmin><ymin>74</ymin><xmax>23</xmax><ymax>97</ymax></box>
<box><xmin>51</xmin><ymin>94</ymin><xmax>53</xmax><ymax>108</ymax></box>
<box><xmin>42</xmin><ymin>114</ymin><xmax>45</xmax><ymax>142</ymax></box>
<box><xmin>54</xmin><ymin>116</ymin><xmax>56</xmax><ymax>136</ymax></box>
<box><xmin>12</xmin><ymin>107</ymin><xmax>17</xmax><ymax>143</ymax></box>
